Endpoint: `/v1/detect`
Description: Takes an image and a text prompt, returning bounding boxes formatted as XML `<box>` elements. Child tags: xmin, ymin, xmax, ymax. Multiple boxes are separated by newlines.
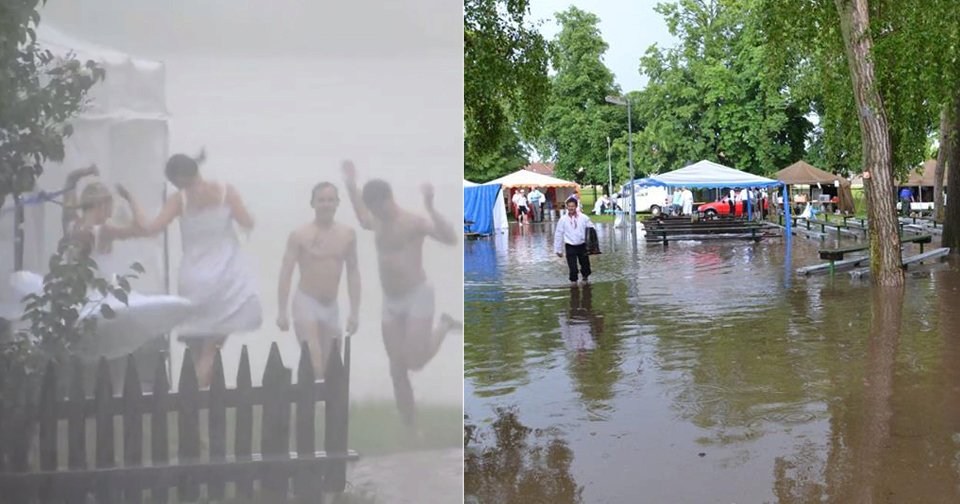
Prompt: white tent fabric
<box><xmin>0</xmin><ymin>25</ymin><xmax>171</xmax><ymax>295</ymax></box>
<box><xmin>464</xmin><ymin>179</ymin><xmax>508</xmax><ymax>232</ymax></box>
<box><xmin>639</xmin><ymin>160</ymin><xmax>781</xmax><ymax>189</ymax></box>
<box><xmin>488</xmin><ymin>169</ymin><xmax>579</xmax><ymax>189</ymax></box>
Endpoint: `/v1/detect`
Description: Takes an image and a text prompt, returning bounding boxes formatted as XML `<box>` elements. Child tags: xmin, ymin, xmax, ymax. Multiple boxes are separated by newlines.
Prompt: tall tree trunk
<box><xmin>943</xmin><ymin>97</ymin><xmax>960</xmax><ymax>251</ymax></box>
<box><xmin>934</xmin><ymin>104</ymin><xmax>951</xmax><ymax>222</ymax></box>
<box><xmin>834</xmin><ymin>0</ymin><xmax>903</xmax><ymax>286</ymax></box>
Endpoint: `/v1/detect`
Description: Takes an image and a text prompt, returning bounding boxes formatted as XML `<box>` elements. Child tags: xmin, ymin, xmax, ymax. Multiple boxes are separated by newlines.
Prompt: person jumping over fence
<box><xmin>277</xmin><ymin>182</ymin><xmax>360</xmax><ymax>377</ymax></box>
<box><xmin>342</xmin><ymin>160</ymin><xmax>461</xmax><ymax>432</ymax></box>
<box><xmin>555</xmin><ymin>196</ymin><xmax>595</xmax><ymax>284</ymax></box>
<box><xmin>130</xmin><ymin>150</ymin><xmax>263</xmax><ymax>389</ymax></box>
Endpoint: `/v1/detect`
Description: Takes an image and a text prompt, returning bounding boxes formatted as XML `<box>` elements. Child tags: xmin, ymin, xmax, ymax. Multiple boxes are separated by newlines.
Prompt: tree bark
<box><xmin>834</xmin><ymin>0</ymin><xmax>903</xmax><ymax>286</ymax></box>
<box><xmin>942</xmin><ymin>97</ymin><xmax>960</xmax><ymax>251</ymax></box>
<box><xmin>934</xmin><ymin>104</ymin><xmax>951</xmax><ymax>222</ymax></box>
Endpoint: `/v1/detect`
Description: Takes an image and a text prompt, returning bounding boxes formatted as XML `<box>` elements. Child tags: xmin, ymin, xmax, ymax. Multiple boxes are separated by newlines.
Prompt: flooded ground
<box><xmin>464</xmin><ymin>221</ymin><xmax>960</xmax><ymax>503</ymax></box>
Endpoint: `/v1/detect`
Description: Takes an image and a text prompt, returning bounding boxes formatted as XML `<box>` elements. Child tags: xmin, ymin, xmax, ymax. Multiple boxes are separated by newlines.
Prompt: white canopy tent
<box><xmin>488</xmin><ymin>169</ymin><xmax>580</xmax><ymax>213</ymax></box>
<box><xmin>0</xmin><ymin>25</ymin><xmax>170</xmax><ymax>294</ymax></box>
<box><xmin>464</xmin><ymin>179</ymin><xmax>508</xmax><ymax>233</ymax></box>
<box><xmin>638</xmin><ymin>160</ymin><xmax>782</xmax><ymax>189</ymax></box>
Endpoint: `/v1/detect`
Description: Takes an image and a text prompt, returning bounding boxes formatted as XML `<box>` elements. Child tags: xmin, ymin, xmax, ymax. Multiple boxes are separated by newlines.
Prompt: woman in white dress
<box><xmin>129</xmin><ymin>152</ymin><xmax>262</xmax><ymax>388</ymax></box>
<box><xmin>52</xmin><ymin>167</ymin><xmax>194</xmax><ymax>362</ymax></box>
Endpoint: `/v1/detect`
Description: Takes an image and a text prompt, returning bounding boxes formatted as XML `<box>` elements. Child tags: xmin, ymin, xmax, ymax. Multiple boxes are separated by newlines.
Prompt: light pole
<box><xmin>606</xmin><ymin>95</ymin><xmax>636</xmax><ymax>250</ymax></box>
<box><xmin>606</xmin><ymin>136</ymin><xmax>613</xmax><ymax>200</ymax></box>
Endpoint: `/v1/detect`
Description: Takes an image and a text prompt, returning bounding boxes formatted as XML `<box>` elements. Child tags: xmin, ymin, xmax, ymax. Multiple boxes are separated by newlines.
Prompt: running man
<box><xmin>277</xmin><ymin>182</ymin><xmax>360</xmax><ymax>376</ymax></box>
<box><xmin>341</xmin><ymin>160</ymin><xmax>461</xmax><ymax>431</ymax></box>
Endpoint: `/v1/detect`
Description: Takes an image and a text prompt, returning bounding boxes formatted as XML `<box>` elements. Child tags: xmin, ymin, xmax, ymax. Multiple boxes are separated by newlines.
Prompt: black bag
<box><xmin>586</xmin><ymin>227</ymin><xmax>601</xmax><ymax>255</ymax></box>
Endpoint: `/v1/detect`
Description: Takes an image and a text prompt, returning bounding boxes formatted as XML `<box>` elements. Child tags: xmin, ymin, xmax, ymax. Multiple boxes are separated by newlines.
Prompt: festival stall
<box><xmin>775</xmin><ymin>160</ymin><xmax>855</xmax><ymax>214</ymax></box>
<box><xmin>487</xmin><ymin>169</ymin><xmax>580</xmax><ymax>220</ymax></box>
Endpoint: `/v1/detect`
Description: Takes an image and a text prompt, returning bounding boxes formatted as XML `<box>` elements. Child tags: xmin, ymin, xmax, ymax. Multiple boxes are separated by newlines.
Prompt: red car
<box><xmin>698</xmin><ymin>199</ymin><xmax>769</xmax><ymax>218</ymax></box>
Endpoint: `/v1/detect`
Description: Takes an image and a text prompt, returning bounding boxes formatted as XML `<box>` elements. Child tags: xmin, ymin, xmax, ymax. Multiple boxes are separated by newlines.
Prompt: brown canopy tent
<box><xmin>775</xmin><ymin>160</ymin><xmax>855</xmax><ymax>214</ymax></box>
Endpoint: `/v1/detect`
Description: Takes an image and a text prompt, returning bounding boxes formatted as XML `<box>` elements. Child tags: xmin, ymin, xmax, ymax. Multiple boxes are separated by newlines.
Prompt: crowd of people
<box><xmin>47</xmin><ymin>154</ymin><xmax>459</xmax><ymax>432</ymax></box>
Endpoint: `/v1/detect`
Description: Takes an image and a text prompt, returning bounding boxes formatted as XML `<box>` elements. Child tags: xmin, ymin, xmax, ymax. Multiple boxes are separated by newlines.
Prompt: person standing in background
<box><xmin>527</xmin><ymin>186</ymin><xmax>544</xmax><ymax>222</ymax></box>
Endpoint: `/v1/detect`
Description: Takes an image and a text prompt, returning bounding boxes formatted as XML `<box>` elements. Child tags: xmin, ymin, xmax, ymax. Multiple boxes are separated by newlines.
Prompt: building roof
<box><xmin>524</xmin><ymin>162</ymin><xmax>555</xmax><ymax>176</ymax></box>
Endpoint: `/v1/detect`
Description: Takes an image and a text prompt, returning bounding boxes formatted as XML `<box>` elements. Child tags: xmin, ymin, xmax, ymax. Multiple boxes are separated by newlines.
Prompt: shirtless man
<box><xmin>277</xmin><ymin>182</ymin><xmax>360</xmax><ymax>376</ymax></box>
<box><xmin>341</xmin><ymin>160</ymin><xmax>461</xmax><ymax>430</ymax></box>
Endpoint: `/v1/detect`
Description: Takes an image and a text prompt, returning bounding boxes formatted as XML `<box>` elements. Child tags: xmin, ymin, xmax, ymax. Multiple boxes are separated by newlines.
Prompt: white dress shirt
<box><xmin>554</xmin><ymin>211</ymin><xmax>595</xmax><ymax>254</ymax></box>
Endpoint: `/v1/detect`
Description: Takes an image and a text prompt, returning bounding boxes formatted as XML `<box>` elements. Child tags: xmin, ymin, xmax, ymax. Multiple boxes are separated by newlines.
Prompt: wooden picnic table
<box><xmin>817</xmin><ymin>234</ymin><xmax>932</xmax><ymax>275</ymax></box>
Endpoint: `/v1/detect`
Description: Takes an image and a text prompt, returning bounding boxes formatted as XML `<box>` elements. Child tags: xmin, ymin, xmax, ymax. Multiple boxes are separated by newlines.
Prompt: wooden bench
<box><xmin>850</xmin><ymin>247</ymin><xmax>951</xmax><ymax>278</ymax></box>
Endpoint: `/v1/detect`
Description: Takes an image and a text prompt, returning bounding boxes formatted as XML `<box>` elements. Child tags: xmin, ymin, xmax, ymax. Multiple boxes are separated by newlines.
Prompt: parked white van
<box><xmin>615</xmin><ymin>182</ymin><xmax>670</xmax><ymax>215</ymax></box>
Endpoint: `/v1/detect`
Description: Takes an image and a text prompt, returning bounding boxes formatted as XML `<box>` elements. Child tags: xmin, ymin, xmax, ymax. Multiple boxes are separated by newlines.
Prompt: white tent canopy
<box><xmin>464</xmin><ymin>179</ymin><xmax>508</xmax><ymax>233</ymax></box>
<box><xmin>639</xmin><ymin>160</ymin><xmax>781</xmax><ymax>189</ymax></box>
<box><xmin>488</xmin><ymin>169</ymin><xmax>579</xmax><ymax>189</ymax></box>
<box><xmin>0</xmin><ymin>24</ymin><xmax>170</xmax><ymax>295</ymax></box>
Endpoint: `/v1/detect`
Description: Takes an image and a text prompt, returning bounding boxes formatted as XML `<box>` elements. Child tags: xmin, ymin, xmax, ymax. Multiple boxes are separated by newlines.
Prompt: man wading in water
<box><xmin>342</xmin><ymin>160</ymin><xmax>461</xmax><ymax>433</ymax></box>
<box><xmin>277</xmin><ymin>182</ymin><xmax>361</xmax><ymax>376</ymax></box>
<box><xmin>555</xmin><ymin>196</ymin><xmax>595</xmax><ymax>284</ymax></box>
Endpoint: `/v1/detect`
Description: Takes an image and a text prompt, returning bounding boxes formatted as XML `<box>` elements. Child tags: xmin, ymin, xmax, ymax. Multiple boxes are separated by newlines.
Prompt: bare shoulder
<box><xmin>290</xmin><ymin>224</ymin><xmax>314</xmax><ymax>243</ymax></box>
<box><xmin>332</xmin><ymin>222</ymin><xmax>357</xmax><ymax>240</ymax></box>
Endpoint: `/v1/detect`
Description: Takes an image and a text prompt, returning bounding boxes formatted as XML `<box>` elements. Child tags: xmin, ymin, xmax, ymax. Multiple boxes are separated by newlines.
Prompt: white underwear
<box><xmin>292</xmin><ymin>289</ymin><xmax>341</xmax><ymax>332</ymax></box>
<box><xmin>382</xmin><ymin>281</ymin><xmax>435</xmax><ymax>321</ymax></box>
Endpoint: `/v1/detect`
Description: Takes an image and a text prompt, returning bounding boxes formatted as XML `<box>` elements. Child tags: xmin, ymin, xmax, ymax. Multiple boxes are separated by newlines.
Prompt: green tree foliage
<box><xmin>465</xmin><ymin>0</ymin><xmax>550</xmax><ymax>167</ymax></box>
<box><xmin>464</xmin><ymin>127</ymin><xmax>529</xmax><ymax>183</ymax></box>
<box><xmin>539</xmin><ymin>7</ymin><xmax>623</xmax><ymax>184</ymax></box>
<box><xmin>0</xmin><ymin>2</ymin><xmax>133</xmax><ymax>406</ymax></box>
<box><xmin>634</xmin><ymin>0</ymin><xmax>811</xmax><ymax>176</ymax></box>
<box><xmin>1</xmin><ymin>0</ymin><xmax>105</xmax><ymax>208</ymax></box>
<box><xmin>762</xmin><ymin>0</ymin><xmax>958</xmax><ymax>179</ymax></box>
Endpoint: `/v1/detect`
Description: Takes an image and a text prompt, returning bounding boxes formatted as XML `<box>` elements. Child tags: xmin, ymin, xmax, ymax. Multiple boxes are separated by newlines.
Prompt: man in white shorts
<box><xmin>277</xmin><ymin>182</ymin><xmax>360</xmax><ymax>376</ymax></box>
<box><xmin>342</xmin><ymin>161</ymin><xmax>461</xmax><ymax>431</ymax></box>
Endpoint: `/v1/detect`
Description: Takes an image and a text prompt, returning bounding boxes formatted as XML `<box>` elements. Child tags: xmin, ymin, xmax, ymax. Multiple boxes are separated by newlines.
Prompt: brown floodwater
<box><xmin>464</xmin><ymin>222</ymin><xmax>960</xmax><ymax>503</ymax></box>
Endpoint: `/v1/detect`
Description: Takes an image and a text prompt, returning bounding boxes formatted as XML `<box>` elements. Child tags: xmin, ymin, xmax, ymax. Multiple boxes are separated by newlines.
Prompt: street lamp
<box><xmin>606</xmin><ymin>95</ymin><xmax>636</xmax><ymax>250</ymax></box>
<box><xmin>606</xmin><ymin>136</ymin><xmax>613</xmax><ymax>201</ymax></box>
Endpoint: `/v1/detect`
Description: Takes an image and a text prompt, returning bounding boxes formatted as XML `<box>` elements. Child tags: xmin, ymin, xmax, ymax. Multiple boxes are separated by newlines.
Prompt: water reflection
<box><xmin>466</xmin><ymin>223</ymin><xmax>960</xmax><ymax>502</ymax></box>
<box><xmin>464</xmin><ymin>408</ymin><xmax>584</xmax><ymax>504</ymax></box>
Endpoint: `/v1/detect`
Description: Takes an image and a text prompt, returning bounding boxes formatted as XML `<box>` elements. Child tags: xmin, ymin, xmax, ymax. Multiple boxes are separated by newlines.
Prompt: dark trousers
<box><xmin>900</xmin><ymin>198</ymin><xmax>911</xmax><ymax>216</ymax></box>
<box><xmin>565</xmin><ymin>243</ymin><xmax>591</xmax><ymax>282</ymax></box>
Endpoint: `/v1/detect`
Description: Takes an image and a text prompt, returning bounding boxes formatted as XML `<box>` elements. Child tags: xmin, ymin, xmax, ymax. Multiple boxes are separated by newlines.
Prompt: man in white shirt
<box><xmin>512</xmin><ymin>189</ymin><xmax>529</xmax><ymax>224</ymax></box>
<box><xmin>554</xmin><ymin>197</ymin><xmax>596</xmax><ymax>283</ymax></box>
<box><xmin>680</xmin><ymin>187</ymin><xmax>694</xmax><ymax>216</ymax></box>
<box><xmin>527</xmin><ymin>187</ymin><xmax>544</xmax><ymax>222</ymax></box>
<box><xmin>737</xmin><ymin>188</ymin><xmax>749</xmax><ymax>218</ymax></box>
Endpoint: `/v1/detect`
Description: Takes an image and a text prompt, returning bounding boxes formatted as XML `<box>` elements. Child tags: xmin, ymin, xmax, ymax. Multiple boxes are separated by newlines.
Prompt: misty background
<box><xmin>40</xmin><ymin>1</ymin><xmax>463</xmax><ymax>406</ymax></box>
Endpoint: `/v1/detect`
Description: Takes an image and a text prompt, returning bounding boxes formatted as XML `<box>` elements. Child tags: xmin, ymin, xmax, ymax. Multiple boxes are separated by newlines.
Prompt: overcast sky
<box><xmin>529</xmin><ymin>0</ymin><xmax>676</xmax><ymax>93</ymax></box>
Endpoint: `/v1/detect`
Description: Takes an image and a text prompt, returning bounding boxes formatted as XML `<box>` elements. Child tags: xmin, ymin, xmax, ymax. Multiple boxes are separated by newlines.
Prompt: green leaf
<box><xmin>99</xmin><ymin>304</ymin><xmax>116</xmax><ymax>320</ymax></box>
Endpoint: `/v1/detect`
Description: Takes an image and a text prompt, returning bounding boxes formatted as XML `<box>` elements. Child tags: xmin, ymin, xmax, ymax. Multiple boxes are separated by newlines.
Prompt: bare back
<box><xmin>292</xmin><ymin>222</ymin><xmax>356</xmax><ymax>304</ymax></box>
<box><xmin>371</xmin><ymin>209</ymin><xmax>428</xmax><ymax>296</ymax></box>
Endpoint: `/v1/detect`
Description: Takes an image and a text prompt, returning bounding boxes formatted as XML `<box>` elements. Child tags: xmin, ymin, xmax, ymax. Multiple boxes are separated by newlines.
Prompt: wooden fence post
<box><xmin>208</xmin><ymin>350</ymin><xmax>227</xmax><ymax>501</ymax></box>
<box><xmin>151</xmin><ymin>353</ymin><xmax>170</xmax><ymax>503</ymax></box>
<box><xmin>122</xmin><ymin>355</ymin><xmax>143</xmax><ymax>504</ymax></box>
<box><xmin>177</xmin><ymin>349</ymin><xmax>200</xmax><ymax>502</ymax></box>
<box><xmin>38</xmin><ymin>362</ymin><xmax>57</xmax><ymax>504</ymax></box>
<box><xmin>68</xmin><ymin>359</ymin><xmax>87</xmax><ymax>504</ymax></box>
<box><xmin>294</xmin><ymin>341</ymin><xmax>319</xmax><ymax>501</ymax></box>
<box><xmin>261</xmin><ymin>343</ymin><xmax>290</xmax><ymax>501</ymax></box>
<box><xmin>235</xmin><ymin>346</ymin><xmax>254</xmax><ymax>501</ymax></box>
<box><xmin>324</xmin><ymin>339</ymin><xmax>347</xmax><ymax>492</ymax></box>
<box><xmin>95</xmin><ymin>358</ymin><xmax>117</xmax><ymax>504</ymax></box>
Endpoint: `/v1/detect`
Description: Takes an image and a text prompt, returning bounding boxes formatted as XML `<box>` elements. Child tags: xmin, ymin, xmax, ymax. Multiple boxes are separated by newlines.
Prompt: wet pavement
<box><xmin>464</xmin><ymin>221</ymin><xmax>960</xmax><ymax>503</ymax></box>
